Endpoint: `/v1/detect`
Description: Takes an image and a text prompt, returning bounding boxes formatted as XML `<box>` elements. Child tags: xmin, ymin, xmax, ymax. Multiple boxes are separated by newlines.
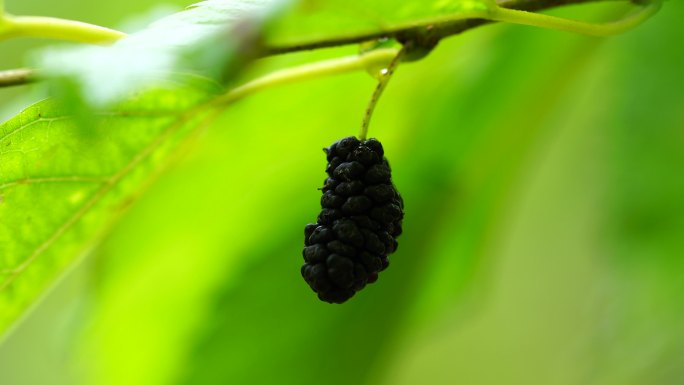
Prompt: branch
<box><xmin>0</xmin><ymin>0</ymin><xmax>657</xmax><ymax>89</ymax></box>
<box><xmin>0</xmin><ymin>68</ymin><xmax>37</xmax><ymax>87</ymax></box>
<box><xmin>265</xmin><ymin>0</ymin><xmax>641</xmax><ymax>54</ymax></box>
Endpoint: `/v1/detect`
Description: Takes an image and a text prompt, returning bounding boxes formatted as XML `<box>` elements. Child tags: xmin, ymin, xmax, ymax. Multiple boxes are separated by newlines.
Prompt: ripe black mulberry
<box><xmin>302</xmin><ymin>136</ymin><xmax>404</xmax><ymax>303</ymax></box>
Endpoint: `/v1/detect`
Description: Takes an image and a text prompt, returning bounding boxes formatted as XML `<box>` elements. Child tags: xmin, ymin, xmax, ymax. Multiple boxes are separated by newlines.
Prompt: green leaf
<box><xmin>0</xmin><ymin>0</ymin><xmax>289</xmax><ymax>338</ymax></box>
<box><xmin>267</xmin><ymin>0</ymin><xmax>490</xmax><ymax>47</ymax></box>
<box><xmin>0</xmin><ymin>86</ymin><xmax>216</xmax><ymax>335</ymax></box>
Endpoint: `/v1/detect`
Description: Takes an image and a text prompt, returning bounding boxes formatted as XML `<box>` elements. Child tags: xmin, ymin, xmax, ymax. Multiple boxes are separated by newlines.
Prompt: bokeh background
<box><xmin>1</xmin><ymin>1</ymin><xmax>683</xmax><ymax>384</ymax></box>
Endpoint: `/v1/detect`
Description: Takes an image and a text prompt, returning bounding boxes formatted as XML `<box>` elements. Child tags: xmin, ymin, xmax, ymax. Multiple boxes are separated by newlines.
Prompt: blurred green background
<box><xmin>1</xmin><ymin>1</ymin><xmax>683</xmax><ymax>384</ymax></box>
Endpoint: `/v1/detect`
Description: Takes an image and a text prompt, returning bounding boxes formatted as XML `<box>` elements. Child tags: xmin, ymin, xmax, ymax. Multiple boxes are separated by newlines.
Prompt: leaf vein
<box><xmin>0</xmin><ymin>117</ymin><xmax>69</xmax><ymax>144</ymax></box>
<box><xmin>0</xmin><ymin>104</ymin><xmax>218</xmax><ymax>290</ymax></box>
<box><xmin>0</xmin><ymin>176</ymin><xmax>111</xmax><ymax>191</ymax></box>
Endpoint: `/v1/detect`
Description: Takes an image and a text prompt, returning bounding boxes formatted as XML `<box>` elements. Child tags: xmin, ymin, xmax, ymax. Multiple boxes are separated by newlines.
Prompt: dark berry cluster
<box><xmin>301</xmin><ymin>136</ymin><xmax>404</xmax><ymax>303</ymax></box>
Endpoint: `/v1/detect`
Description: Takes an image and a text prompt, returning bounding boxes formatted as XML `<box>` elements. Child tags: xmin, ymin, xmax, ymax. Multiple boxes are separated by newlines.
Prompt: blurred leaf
<box><xmin>73</xmin><ymin>93</ymin><xmax>342</xmax><ymax>385</ymax></box>
<box><xmin>0</xmin><ymin>0</ymin><xmax>291</xmax><ymax>341</ymax></box>
<box><xmin>380</xmin><ymin>5</ymin><xmax>684</xmax><ymax>385</ymax></box>
<box><xmin>594</xmin><ymin>2</ymin><xmax>684</xmax><ymax>382</ymax></box>
<box><xmin>267</xmin><ymin>0</ymin><xmax>490</xmax><ymax>47</ymax></box>
<box><xmin>39</xmin><ymin>0</ymin><xmax>289</xmax><ymax>106</ymax></box>
<box><xmin>75</xmin><ymin>66</ymin><xmax>406</xmax><ymax>385</ymax></box>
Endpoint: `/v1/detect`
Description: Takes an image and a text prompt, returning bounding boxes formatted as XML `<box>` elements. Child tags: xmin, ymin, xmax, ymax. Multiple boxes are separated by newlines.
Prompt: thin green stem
<box><xmin>0</xmin><ymin>14</ymin><xmax>126</xmax><ymax>45</ymax></box>
<box><xmin>489</xmin><ymin>0</ymin><xmax>662</xmax><ymax>36</ymax></box>
<box><xmin>213</xmin><ymin>48</ymin><xmax>400</xmax><ymax>106</ymax></box>
<box><xmin>359</xmin><ymin>48</ymin><xmax>405</xmax><ymax>141</ymax></box>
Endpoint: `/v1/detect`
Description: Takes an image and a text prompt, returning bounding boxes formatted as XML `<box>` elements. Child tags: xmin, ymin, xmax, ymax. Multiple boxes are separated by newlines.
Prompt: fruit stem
<box><xmin>358</xmin><ymin>47</ymin><xmax>404</xmax><ymax>141</ymax></box>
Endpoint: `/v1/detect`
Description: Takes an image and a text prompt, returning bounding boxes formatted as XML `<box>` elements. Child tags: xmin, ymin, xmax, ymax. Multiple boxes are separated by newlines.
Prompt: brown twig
<box><xmin>0</xmin><ymin>68</ymin><xmax>37</xmax><ymax>88</ymax></box>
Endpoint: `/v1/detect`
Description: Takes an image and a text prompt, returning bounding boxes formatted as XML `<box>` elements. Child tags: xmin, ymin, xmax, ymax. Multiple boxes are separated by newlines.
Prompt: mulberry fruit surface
<box><xmin>302</xmin><ymin>136</ymin><xmax>404</xmax><ymax>303</ymax></box>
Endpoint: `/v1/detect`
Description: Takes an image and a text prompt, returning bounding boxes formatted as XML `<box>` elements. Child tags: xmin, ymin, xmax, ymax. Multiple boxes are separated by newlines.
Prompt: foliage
<box><xmin>0</xmin><ymin>0</ymin><xmax>682</xmax><ymax>384</ymax></box>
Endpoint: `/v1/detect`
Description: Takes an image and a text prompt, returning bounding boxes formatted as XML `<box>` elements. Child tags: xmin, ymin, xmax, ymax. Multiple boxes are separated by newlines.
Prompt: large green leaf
<box><xmin>0</xmin><ymin>87</ymin><xmax>215</xmax><ymax>335</ymax></box>
<box><xmin>0</xmin><ymin>0</ymin><xmax>289</xmax><ymax>337</ymax></box>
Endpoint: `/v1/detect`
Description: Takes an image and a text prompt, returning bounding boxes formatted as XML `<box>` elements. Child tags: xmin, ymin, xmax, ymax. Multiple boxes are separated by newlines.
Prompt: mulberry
<box><xmin>302</xmin><ymin>136</ymin><xmax>404</xmax><ymax>303</ymax></box>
